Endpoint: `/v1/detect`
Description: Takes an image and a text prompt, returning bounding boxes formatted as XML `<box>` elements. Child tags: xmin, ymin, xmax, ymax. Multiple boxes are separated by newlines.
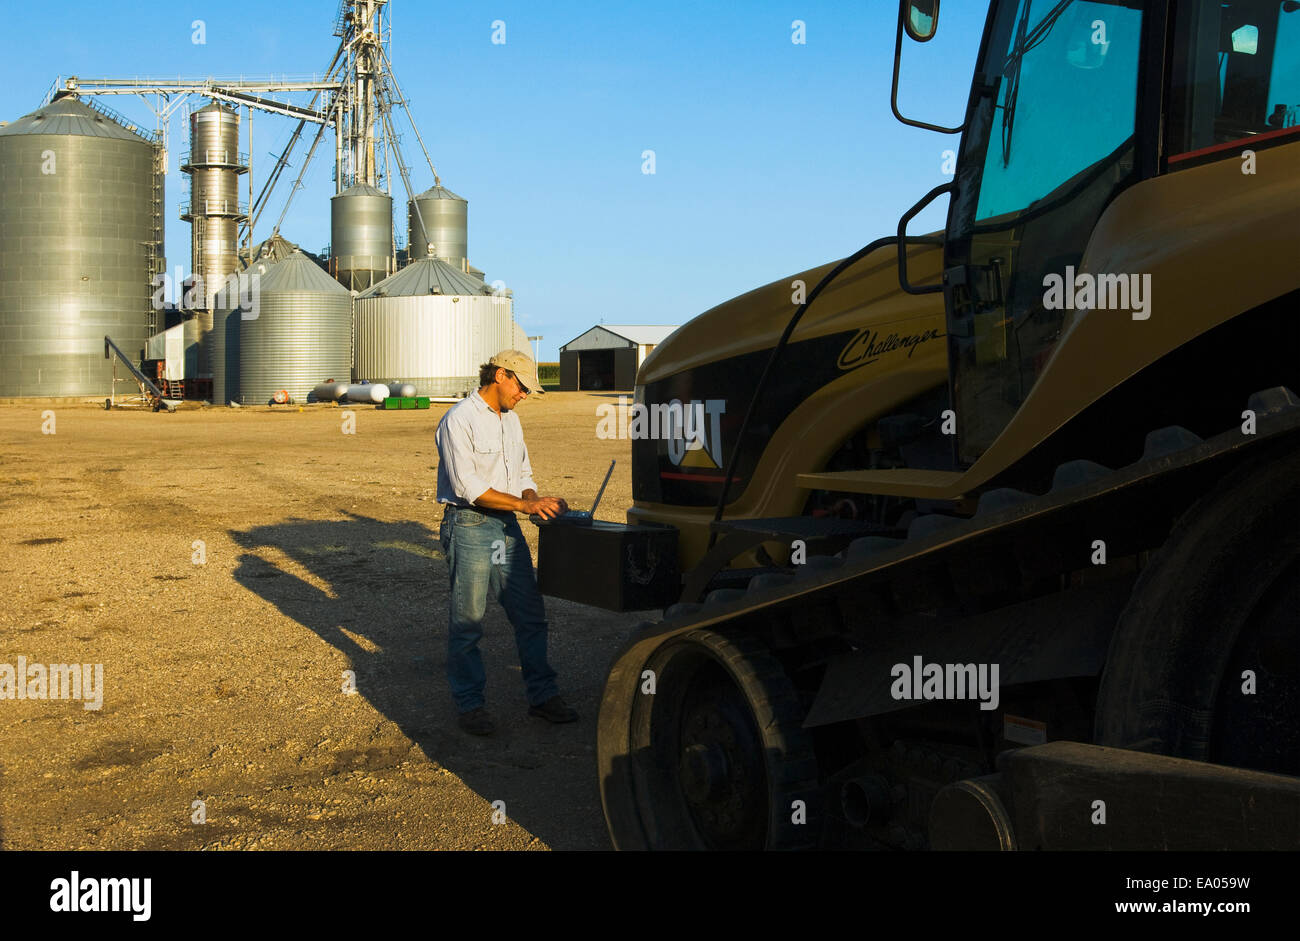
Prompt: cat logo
<box><xmin>664</xmin><ymin>398</ymin><xmax>727</xmax><ymax>468</ymax></box>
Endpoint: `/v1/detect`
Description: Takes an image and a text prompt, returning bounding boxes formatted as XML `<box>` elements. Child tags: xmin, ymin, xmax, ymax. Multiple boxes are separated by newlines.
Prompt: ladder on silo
<box><xmin>147</xmin><ymin>140</ymin><xmax>165</xmax><ymax>334</ymax></box>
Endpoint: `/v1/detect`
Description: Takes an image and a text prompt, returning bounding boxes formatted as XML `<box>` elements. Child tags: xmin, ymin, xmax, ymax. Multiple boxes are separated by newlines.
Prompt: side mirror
<box><xmin>892</xmin><ymin>0</ymin><xmax>962</xmax><ymax>134</ymax></box>
<box><xmin>903</xmin><ymin>0</ymin><xmax>940</xmax><ymax>43</ymax></box>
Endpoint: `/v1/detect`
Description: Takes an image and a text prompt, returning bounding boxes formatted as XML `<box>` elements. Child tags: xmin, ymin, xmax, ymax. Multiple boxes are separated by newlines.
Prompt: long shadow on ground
<box><xmin>230</xmin><ymin>511</ymin><xmax>618</xmax><ymax>849</ymax></box>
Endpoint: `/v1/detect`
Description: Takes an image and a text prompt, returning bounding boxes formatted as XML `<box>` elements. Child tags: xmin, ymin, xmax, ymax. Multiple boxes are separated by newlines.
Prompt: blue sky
<box><xmin>1</xmin><ymin>1</ymin><xmax>986</xmax><ymax>361</ymax></box>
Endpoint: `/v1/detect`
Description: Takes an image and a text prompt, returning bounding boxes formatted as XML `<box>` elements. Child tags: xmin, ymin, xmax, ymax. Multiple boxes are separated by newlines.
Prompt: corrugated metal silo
<box><xmin>408</xmin><ymin>185</ymin><xmax>467</xmax><ymax>270</ymax></box>
<box><xmin>0</xmin><ymin>97</ymin><xmax>161</xmax><ymax>397</ymax></box>
<box><xmin>239</xmin><ymin>251</ymin><xmax>351</xmax><ymax>404</ymax></box>
<box><xmin>330</xmin><ymin>183</ymin><xmax>392</xmax><ymax>291</ymax></box>
<box><xmin>354</xmin><ymin>256</ymin><xmax>519</xmax><ymax>396</ymax></box>
<box><xmin>210</xmin><ymin>260</ymin><xmax>273</xmax><ymax>406</ymax></box>
<box><xmin>181</xmin><ymin>103</ymin><xmax>246</xmax><ymax>313</ymax></box>
<box><xmin>210</xmin><ymin>298</ymin><xmax>237</xmax><ymax>404</ymax></box>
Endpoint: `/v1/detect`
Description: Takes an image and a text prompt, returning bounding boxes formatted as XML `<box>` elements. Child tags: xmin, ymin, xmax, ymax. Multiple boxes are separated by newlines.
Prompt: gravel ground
<box><xmin>0</xmin><ymin>391</ymin><xmax>646</xmax><ymax>850</ymax></box>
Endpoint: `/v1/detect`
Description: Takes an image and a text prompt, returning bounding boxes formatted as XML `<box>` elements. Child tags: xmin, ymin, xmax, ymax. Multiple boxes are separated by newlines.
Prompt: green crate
<box><xmin>415</xmin><ymin>396</ymin><xmax>430</xmax><ymax>409</ymax></box>
<box><xmin>382</xmin><ymin>397</ymin><xmax>401</xmax><ymax>409</ymax></box>
<box><xmin>400</xmin><ymin>397</ymin><xmax>417</xmax><ymax>409</ymax></box>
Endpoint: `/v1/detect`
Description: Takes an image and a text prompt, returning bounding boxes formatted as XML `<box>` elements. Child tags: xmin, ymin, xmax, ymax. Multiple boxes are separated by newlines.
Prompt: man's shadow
<box><xmin>230</xmin><ymin>511</ymin><xmax>609</xmax><ymax>849</ymax></box>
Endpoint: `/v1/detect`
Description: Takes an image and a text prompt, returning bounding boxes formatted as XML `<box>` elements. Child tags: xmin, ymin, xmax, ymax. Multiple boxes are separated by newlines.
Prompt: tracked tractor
<box><xmin>534</xmin><ymin>239</ymin><xmax>953</xmax><ymax>611</ymax></box>
<box><xmin>628</xmin><ymin>242</ymin><xmax>952</xmax><ymax>584</ymax></box>
<box><xmin>540</xmin><ymin>0</ymin><xmax>1300</xmax><ymax>849</ymax></box>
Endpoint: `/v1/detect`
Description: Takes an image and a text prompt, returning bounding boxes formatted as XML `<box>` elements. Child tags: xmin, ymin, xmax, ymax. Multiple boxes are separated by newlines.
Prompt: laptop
<box><xmin>530</xmin><ymin>460</ymin><xmax>615</xmax><ymax>526</ymax></box>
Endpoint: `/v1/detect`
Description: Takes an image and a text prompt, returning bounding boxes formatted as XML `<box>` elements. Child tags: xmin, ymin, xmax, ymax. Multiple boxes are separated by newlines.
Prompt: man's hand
<box><xmin>472</xmin><ymin>488</ymin><xmax>567</xmax><ymax>516</ymax></box>
<box><xmin>523</xmin><ymin>495</ymin><xmax>566</xmax><ymax>519</ymax></box>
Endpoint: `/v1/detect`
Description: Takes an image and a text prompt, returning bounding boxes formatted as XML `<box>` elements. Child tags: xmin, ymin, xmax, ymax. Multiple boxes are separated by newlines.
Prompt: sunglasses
<box><xmin>508</xmin><ymin>371</ymin><xmax>530</xmax><ymax>395</ymax></box>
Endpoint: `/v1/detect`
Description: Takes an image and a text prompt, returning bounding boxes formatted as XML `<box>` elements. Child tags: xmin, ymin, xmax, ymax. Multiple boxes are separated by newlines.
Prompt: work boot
<box><xmin>458</xmin><ymin>707</ymin><xmax>495</xmax><ymax>736</ymax></box>
<box><xmin>528</xmin><ymin>695</ymin><xmax>578</xmax><ymax>724</ymax></box>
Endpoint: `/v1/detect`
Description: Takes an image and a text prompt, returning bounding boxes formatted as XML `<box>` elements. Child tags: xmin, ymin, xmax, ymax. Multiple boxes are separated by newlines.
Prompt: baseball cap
<box><xmin>489</xmin><ymin>349</ymin><xmax>545</xmax><ymax>396</ymax></box>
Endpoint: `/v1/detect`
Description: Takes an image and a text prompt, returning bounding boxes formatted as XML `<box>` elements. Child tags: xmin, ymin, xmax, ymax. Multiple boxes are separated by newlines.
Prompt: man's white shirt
<box><xmin>436</xmin><ymin>389</ymin><xmax>539</xmax><ymax>506</ymax></box>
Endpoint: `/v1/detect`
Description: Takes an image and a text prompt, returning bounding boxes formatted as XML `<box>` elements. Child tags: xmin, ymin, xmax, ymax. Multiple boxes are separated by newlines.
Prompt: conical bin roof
<box><xmin>335</xmin><ymin>182</ymin><xmax>390</xmax><ymax>199</ymax></box>
<box><xmin>259</xmin><ymin>250</ymin><xmax>352</xmax><ymax>295</ymax></box>
<box><xmin>0</xmin><ymin>96</ymin><xmax>155</xmax><ymax>142</ymax></box>
<box><xmin>412</xmin><ymin>184</ymin><xmax>466</xmax><ymax>202</ymax></box>
<box><xmin>357</xmin><ymin>256</ymin><xmax>494</xmax><ymax>298</ymax></box>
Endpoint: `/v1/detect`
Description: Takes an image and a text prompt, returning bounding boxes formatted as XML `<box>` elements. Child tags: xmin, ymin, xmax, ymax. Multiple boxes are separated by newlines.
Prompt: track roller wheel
<box><xmin>599</xmin><ymin>628</ymin><xmax>821</xmax><ymax>849</ymax></box>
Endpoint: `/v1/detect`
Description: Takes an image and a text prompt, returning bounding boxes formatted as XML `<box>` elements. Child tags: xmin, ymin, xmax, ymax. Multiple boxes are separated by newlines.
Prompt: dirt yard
<box><xmin>0</xmin><ymin>391</ymin><xmax>645</xmax><ymax>850</ymax></box>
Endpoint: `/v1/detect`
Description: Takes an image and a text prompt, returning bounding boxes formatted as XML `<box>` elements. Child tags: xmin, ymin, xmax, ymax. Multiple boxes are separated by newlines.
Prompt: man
<box><xmin>435</xmin><ymin>349</ymin><xmax>578</xmax><ymax>736</ymax></box>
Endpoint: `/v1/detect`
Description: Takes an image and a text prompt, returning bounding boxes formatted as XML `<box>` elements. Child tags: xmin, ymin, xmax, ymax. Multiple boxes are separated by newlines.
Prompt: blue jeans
<box><xmin>439</xmin><ymin>505</ymin><xmax>558</xmax><ymax>712</ymax></box>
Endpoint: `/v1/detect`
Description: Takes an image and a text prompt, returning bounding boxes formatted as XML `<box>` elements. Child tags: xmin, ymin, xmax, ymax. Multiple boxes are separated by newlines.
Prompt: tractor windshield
<box><xmin>943</xmin><ymin>0</ymin><xmax>1144</xmax><ymax>464</ymax></box>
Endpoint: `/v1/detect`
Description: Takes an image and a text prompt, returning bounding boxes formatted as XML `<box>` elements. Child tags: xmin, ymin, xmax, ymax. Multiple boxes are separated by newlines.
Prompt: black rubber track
<box><xmin>1094</xmin><ymin>445</ymin><xmax>1300</xmax><ymax>760</ymax></box>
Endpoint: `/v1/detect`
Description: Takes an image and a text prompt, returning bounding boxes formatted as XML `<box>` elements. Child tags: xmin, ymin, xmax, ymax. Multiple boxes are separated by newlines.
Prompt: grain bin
<box><xmin>354</xmin><ymin>256</ymin><xmax>519</xmax><ymax>397</ymax></box>
<box><xmin>330</xmin><ymin>182</ymin><xmax>392</xmax><ymax>291</ymax></box>
<box><xmin>407</xmin><ymin>184</ymin><xmax>467</xmax><ymax>270</ymax></box>
<box><xmin>238</xmin><ymin>251</ymin><xmax>351</xmax><ymax>404</ymax></box>
<box><xmin>210</xmin><ymin>261</ymin><xmax>272</xmax><ymax>406</ymax></box>
<box><xmin>0</xmin><ymin>97</ymin><xmax>162</xmax><ymax>397</ymax></box>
